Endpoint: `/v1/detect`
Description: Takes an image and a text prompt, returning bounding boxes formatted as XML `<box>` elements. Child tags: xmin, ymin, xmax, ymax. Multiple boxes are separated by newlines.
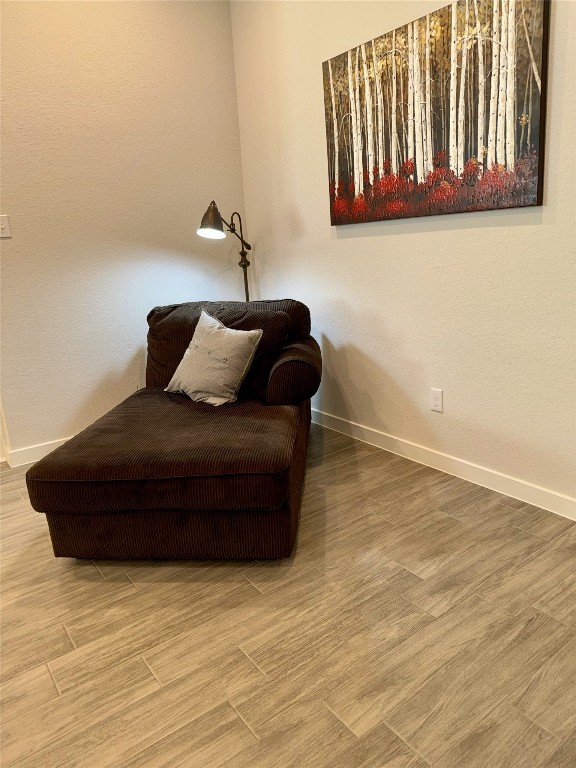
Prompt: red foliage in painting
<box><xmin>428</xmin><ymin>181</ymin><xmax>459</xmax><ymax>209</ymax></box>
<box><xmin>400</xmin><ymin>158</ymin><xmax>415</xmax><ymax>178</ymax></box>
<box><xmin>377</xmin><ymin>174</ymin><xmax>401</xmax><ymax>197</ymax></box>
<box><xmin>383</xmin><ymin>159</ymin><xmax>392</xmax><ymax>174</ymax></box>
<box><xmin>332</xmin><ymin>196</ymin><xmax>350</xmax><ymax>220</ymax></box>
<box><xmin>330</xmin><ymin>149</ymin><xmax>540</xmax><ymax>225</ymax></box>
<box><xmin>433</xmin><ymin>149</ymin><xmax>447</xmax><ymax>168</ymax></box>
<box><xmin>351</xmin><ymin>194</ymin><xmax>370</xmax><ymax>220</ymax></box>
<box><xmin>383</xmin><ymin>199</ymin><xmax>411</xmax><ymax>217</ymax></box>
<box><xmin>423</xmin><ymin>166</ymin><xmax>457</xmax><ymax>192</ymax></box>
<box><xmin>479</xmin><ymin>164</ymin><xmax>516</xmax><ymax>205</ymax></box>
<box><xmin>462</xmin><ymin>158</ymin><xmax>481</xmax><ymax>186</ymax></box>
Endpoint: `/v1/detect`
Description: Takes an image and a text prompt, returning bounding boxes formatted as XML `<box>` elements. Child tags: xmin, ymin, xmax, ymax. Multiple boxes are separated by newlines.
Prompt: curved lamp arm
<box><xmin>222</xmin><ymin>211</ymin><xmax>251</xmax><ymax>252</ymax></box>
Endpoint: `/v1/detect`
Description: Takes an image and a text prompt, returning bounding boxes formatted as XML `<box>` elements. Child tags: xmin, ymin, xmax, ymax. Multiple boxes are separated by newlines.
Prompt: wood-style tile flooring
<box><xmin>1</xmin><ymin>424</ymin><xmax>575</xmax><ymax>767</ymax></box>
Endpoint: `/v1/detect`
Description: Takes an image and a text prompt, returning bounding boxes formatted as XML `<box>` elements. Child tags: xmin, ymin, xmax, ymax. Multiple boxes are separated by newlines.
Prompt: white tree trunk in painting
<box><xmin>497</xmin><ymin>0</ymin><xmax>509</xmax><ymax>166</ymax></box>
<box><xmin>449</xmin><ymin>2</ymin><xmax>458</xmax><ymax>173</ymax></box>
<box><xmin>474</xmin><ymin>0</ymin><xmax>485</xmax><ymax>170</ymax></box>
<box><xmin>361</xmin><ymin>44</ymin><xmax>375</xmax><ymax>185</ymax></box>
<box><xmin>425</xmin><ymin>14</ymin><xmax>434</xmax><ymax>174</ymax></box>
<box><xmin>328</xmin><ymin>59</ymin><xmax>339</xmax><ymax>195</ymax></box>
<box><xmin>408</xmin><ymin>23</ymin><xmax>416</xmax><ymax>168</ymax></box>
<box><xmin>487</xmin><ymin>0</ymin><xmax>501</xmax><ymax>169</ymax></box>
<box><xmin>413</xmin><ymin>20</ymin><xmax>425</xmax><ymax>182</ymax></box>
<box><xmin>457</xmin><ymin>0</ymin><xmax>470</xmax><ymax>175</ymax></box>
<box><xmin>506</xmin><ymin>0</ymin><xmax>516</xmax><ymax>169</ymax></box>
<box><xmin>372</xmin><ymin>40</ymin><xmax>384</xmax><ymax>175</ymax></box>
<box><xmin>348</xmin><ymin>49</ymin><xmax>359</xmax><ymax>196</ymax></box>
<box><xmin>522</xmin><ymin>4</ymin><xmax>541</xmax><ymax>93</ymax></box>
<box><xmin>354</xmin><ymin>48</ymin><xmax>363</xmax><ymax>195</ymax></box>
<box><xmin>391</xmin><ymin>31</ymin><xmax>399</xmax><ymax>174</ymax></box>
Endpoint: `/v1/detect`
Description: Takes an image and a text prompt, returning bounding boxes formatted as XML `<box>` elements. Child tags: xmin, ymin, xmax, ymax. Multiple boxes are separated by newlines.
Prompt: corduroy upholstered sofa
<box><xmin>26</xmin><ymin>300</ymin><xmax>321</xmax><ymax>560</ymax></box>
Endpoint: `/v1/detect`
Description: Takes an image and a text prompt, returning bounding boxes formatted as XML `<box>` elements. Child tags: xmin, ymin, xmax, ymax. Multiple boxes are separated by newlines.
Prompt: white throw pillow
<box><xmin>165</xmin><ymin>310</ymin><xmax>263</xmax><ymax>406</ymax></box>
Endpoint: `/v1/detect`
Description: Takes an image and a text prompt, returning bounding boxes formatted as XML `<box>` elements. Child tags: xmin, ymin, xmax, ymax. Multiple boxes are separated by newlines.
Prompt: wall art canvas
<box><xmin>322</xmin><ymin>0</ymin><xmax>550</xmax><ymax>224</ymax></box>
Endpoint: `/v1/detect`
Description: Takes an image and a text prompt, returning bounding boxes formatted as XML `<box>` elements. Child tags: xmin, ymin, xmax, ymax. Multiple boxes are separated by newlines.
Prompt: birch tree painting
<box><xmin>322</xmin><ymin>0</ymin><xmax>549</xmax><ymax>224</ymax></box>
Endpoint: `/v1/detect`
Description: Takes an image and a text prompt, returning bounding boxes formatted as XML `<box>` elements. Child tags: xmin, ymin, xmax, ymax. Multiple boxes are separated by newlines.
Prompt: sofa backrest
<box><xmin>146</xmin><ymin>299</ymin><xmax>311</xmax><ymax>399</ymax></box>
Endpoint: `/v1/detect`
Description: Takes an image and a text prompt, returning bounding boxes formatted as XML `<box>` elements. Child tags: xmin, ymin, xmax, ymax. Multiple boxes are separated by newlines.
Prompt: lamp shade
<box><xmin>197</xmin><ymin>201</ymin><xmax>226</xmax><ymax>239</ymax></box>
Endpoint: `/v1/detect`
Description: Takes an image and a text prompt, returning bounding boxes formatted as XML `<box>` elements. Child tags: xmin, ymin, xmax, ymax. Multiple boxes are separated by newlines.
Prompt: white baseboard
<box><xmin>7</xmin><ymin>438</ymin><xmax>72</xmax><ymax>468</ymax></box>
<box><xmin>312</xmin><ymin>409</ymin><xmax>576</xmax><ymax>521</ymax></box>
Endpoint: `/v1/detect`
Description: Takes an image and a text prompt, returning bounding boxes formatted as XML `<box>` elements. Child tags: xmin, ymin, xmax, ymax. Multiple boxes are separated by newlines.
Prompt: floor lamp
<box><xmin>197</xmin><ymin>201</ymin><xmax>252</xmax><ymax>302</ymax></box>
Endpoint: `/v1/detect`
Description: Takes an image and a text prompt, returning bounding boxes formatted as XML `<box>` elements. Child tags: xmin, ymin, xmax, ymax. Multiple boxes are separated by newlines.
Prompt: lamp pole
<box><xmin>229</xmin><ymin>212</ymin><xmax>250</xmax><ymax>302</ymax></box>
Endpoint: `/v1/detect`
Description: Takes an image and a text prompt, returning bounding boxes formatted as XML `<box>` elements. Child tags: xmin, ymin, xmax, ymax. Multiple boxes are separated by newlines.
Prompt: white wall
<box><xmin>1</xmin><ymin>1</ymin><xmax>246</xmax><ymax>462</ymax></box>
<box><xmin>231</xmin><ymin>1</ymin><xmax>576</xmax><ymax>511</ymax></box>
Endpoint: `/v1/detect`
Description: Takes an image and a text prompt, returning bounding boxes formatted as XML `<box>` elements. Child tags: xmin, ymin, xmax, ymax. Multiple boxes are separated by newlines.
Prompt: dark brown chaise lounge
<box><xmin>26</xmin><ymin>300</ymin><xmax>321</xmax><ymax>560</ymax></box>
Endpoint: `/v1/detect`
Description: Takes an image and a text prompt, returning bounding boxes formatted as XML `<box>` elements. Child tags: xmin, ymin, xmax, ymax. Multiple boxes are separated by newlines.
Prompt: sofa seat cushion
<box><xmin>27</xmin><ymin>389</ymin><xmax>302</xmax><ymax>515</ymax></box>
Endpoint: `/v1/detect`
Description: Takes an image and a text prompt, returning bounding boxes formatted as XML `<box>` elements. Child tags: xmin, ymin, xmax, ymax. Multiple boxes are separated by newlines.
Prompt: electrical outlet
<box><xmin>431</xmin><ymin>388</ymin><xmax>443</xmax><ymax>412</ymax></box>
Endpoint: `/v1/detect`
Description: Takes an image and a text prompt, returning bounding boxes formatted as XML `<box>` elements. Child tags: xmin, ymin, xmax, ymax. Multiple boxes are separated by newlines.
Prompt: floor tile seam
<box><xmin>123</xmin><ymin>573</ymin><xmax>142</xmax><ymax>593</ymax></box>
<box><xmin>367</xmin><ymin>503</ymin><xmax>448</xmax><ymax>530</ymax></box>
<box><xmin>90</xmin><ymin>560</ymin><xmax>108</xmax><ymax>580</ymax></box>
<box><xmin>536</xmin><ymin>522</ymin><xmax>576</xmax><ymax>546</ymax></box>
<box><xmin>421</xmin><ymin>699</ymin><xmax>520</xmax><ymax>766</ymax></box>
<box><xmin>5</xmin><ymin>668</ymin><xmax>167</xmax><ymax>768</ymax></box>
<box><xmin>105</xmin><ymin>698</ymin><xmax>251</xmax><ymax>768</ymax></box>
<box><xmin>40</xmin><ymin>670</ymin><xmax>247</xmax><ymax>766</ymax></box>
<box><xmin>468</xmin><ymin>590</ymin><xmax>535</xmax><ymax>620</ymax></box>
<box><xmin>240</xmin><ymin>572</ymin><xmax>264</xmax><ymax>594</ymax></box>
<box><xmin>0</xmin><ymin>488</ymin><xmax>28</xmax><ymax>510</ymax></box>
<box><xmin>499</xmin><ymin>499</ymin><xmax>543</xmax><ymax>515</ymax></box>
<box><xmin>379</xmin><ymin>556</ymin><xmax>432</xmax><ymax>582</ymax></box>
<box><xmin>429</xmin><ymin>505</ymin><xmax>533</xmax><ymax>533</ymax></box>
<box><xmin>376</xmin><ymin>648</ymin><xmax>516</xmax><ymax>758</ymax></box>
<box><xmin>140</xmin><ymin>635</ymin><xmax>252</xmax><ymax>688</ymax></box>
<box><xmin>91</xmin><ymin>566</ymin><xmax>143</xmax><ymax>595</ymax></box>
<box><xmin>228</xmin><ymin>699</ymin><xmax>261</xmax><ymax>741</ymax></box>
<box><xmin>61</xmin><ymin>623</ymin><xmax>77</xmax><ymax>652</ymax></box>
<box><xmin>507</xmin><ymin>701</ymin><xmax>566</xmax><ymax>742</ymax></box>
<box><xmin>402</xmin><ymin>553</ymin><xmax>532</xmax><ymax>605</ymax></box>
<box><xmin>509</xmin><ymin>522</ymin><xmax>562</xmax><ymax>543</ymax></box>
<box><xmin>51</xmin><ymin>632</ymin><xmax>178</xmax><ymax>693</ymax></box>
<box><xmin>301</xmin><ymin>490</ymin><xmax>372</xmax><ymax>510</ymax></box>
<box><xmin>64</xmin><ymin>579</ymin><xmax>263</xmax><ymax>651</ymax></box>
<box><xmin>306</xmin><ymin>442</ymin><xmax>361</xmax><ymax>463</ymax></box>
<box><xmin>45</xmin><ymin>661</ymin><xmax>63</xmax><ymax>696</ymax></box>
<box><xmin>418</xmin><ymin>684</ymin><xmax>545</xmax><ymax>767</ymax></box>
<box><xmin>527</xmin><ymin>605</ymin><xmax>576</xmax><ymax>635</ymax></box>
<box><xmin>1</xmin><ymin>571</ymin><xmax>141</xmax><ymax>619</ymax></box>
<box><xmin>320</xmin><ymin>698</ymin><xmax>360</xmax><ymax>737</ymax></box>
<box><xmin>139</xmin><ymin>654</ymin><xmax>163</xmax><ymax>687</ymax></box>
<box><xmin>240</xmin><ymin>566</ymin><xmax>325</xmax><ymax>595</ymax></box>
<box><xmin>237</xmin><ymin>644</ymin><xmax>270</xmax><ymax>679</ymax></box>
<box><xmin>1</xmin><ymin>602</ymin><xmax>80</xmax><ymax>640</ymax></box>
<box><xmin>28</xmin><ymin>579</ymin><xmax>151</xmax><ymax>643</ymax></box>
<box><xmin>466</xmin><ymin>534</ymin><xmax>559</xmax><ymax>598</ymax></box>
<box><xmin>112</xmin><ymin>601</ymin><xmax>262</xmax><ymax>678</ymax></box>
<box><xmin>439</xmin><ymin>607</ymin><xmax>576</xmax><ymax>704</ymax></box>
<box><xmin>378</xmin><ymin>715</ymin><xmax>432</xmax><ymax>766</ymax></box>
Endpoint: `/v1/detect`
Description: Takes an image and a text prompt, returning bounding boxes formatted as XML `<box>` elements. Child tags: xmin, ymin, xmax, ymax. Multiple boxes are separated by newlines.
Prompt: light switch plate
<box><xmin>0</xmin><ymin>215</ymin><xmax>12</xmax><ymax>238</ymax></box>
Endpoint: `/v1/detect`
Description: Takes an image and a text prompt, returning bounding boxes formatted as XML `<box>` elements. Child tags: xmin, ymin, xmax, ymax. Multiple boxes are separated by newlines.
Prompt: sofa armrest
<box><xmin>265</xmin><ymin>336</ymin><xmax>322</xmax><ymax>405</ymax></box>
